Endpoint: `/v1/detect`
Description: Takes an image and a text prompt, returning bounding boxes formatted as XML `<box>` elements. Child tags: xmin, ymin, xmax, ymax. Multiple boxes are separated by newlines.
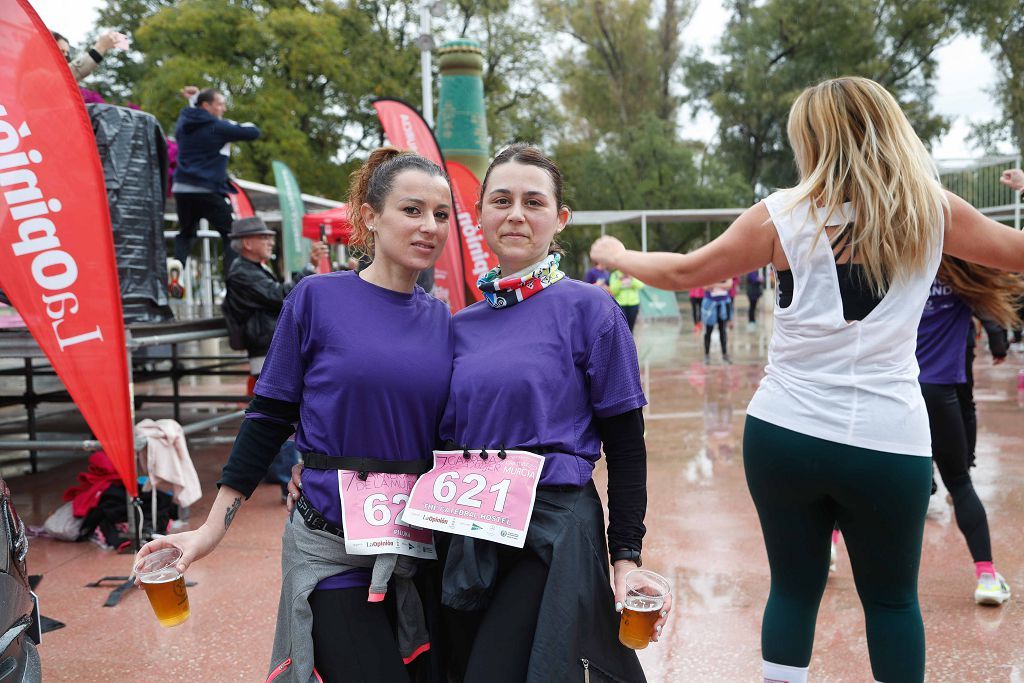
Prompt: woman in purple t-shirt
<box><xmin>136</xmin><ymin>148</ymin><xmax>454</xmax><ymax>682</ymax></box>
<box><xmin>916</xmin><ymin>257</ymin><xmax>1023</xmax><ymax>606</ymax></box>
<box><xmin>436</xmin><ymin>145</ymin><xmax>670</xmax><ymax>683</ymax></box>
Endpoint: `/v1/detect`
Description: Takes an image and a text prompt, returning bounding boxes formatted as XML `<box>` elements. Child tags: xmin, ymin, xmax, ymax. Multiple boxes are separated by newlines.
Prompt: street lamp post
<box><xmin>418</xmin><ymin>1</ymin><xmax>445</xmax><ymax>127</ymax></box>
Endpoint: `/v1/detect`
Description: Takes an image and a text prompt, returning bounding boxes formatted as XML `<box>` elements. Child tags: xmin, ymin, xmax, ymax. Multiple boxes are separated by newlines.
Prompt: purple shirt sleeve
<box><xmin>253</xmin><ymin>295</ymin><xmax>304</xmax><ymax>403</ymax></box>
<box><xmin>586</xmin><ymin>309</ymin><xmax>647</xmax><ymax>418</ymax></box>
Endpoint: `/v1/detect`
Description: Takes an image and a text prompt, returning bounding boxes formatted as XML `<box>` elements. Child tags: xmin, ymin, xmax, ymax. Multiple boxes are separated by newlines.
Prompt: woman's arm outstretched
<box><xmin>590</xmin><ymin>202</ymin><xmax>776</xmax><ymax>291</ymax></box>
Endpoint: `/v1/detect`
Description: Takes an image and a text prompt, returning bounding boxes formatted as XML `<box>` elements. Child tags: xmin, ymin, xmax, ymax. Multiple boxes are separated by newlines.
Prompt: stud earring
<box><xmin>368</xmin><ymin>224</ymin><xmax>375</xmax><ymax>232</ymax></box>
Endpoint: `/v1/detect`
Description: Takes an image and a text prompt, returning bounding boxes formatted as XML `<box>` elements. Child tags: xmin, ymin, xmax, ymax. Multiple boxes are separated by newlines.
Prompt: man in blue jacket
<box><xmin>172</xmin><ymin>86</ymin><xmax>260</xmax><ymax>273</ymax></box>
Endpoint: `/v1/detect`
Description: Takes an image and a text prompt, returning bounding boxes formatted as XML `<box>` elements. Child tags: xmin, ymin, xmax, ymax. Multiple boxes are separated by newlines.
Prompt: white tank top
<box><xmin>745</xmin><ymin>190</ymin><xmax>942</xmax><ymax>456</ymax></box>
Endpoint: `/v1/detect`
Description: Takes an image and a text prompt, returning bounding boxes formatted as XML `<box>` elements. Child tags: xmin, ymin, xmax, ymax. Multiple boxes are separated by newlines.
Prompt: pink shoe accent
<box><xmin>831</xmin><ymin>529</ymin><xmax>840</xmax><ymax>544</ymax></box>
<box><xmin>976</xmin><ymin>561</ymin><xmax>996</xmax><ymax>579</ymax></box>
<box><xmin>367</xmin><ymin>590</ymin><xmax>386</xmax><ymax>603</ymax></box>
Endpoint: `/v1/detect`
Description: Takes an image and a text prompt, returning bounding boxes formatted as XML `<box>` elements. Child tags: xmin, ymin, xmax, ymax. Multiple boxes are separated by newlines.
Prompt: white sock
<box><xmin>763</xmin><ymin>660</ymin><xmax>809</xmax><ymax>683</ymax></box>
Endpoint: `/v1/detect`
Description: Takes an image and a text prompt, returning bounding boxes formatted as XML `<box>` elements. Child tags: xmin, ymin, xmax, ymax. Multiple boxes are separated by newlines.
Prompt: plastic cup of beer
<box><xmin>135</xmin><ymin>546</ymin><xmax>190</xmax><ymax>627</ymax></box>
<box><xmin>618</xmin><ymin>569</ymin><xmax>670</xmax><ymax>650</ymax></box>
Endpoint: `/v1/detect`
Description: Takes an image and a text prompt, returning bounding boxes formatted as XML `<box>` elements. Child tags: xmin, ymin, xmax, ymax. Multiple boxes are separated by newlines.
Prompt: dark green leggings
<box><xmin>743</xmin><ymin>416</ymin><xmax>932</xmax><ymax>683</ymax></box>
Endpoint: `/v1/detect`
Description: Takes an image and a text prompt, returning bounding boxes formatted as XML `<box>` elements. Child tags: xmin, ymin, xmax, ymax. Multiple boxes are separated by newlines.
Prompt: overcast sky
<box><xmin>30</xmin><ymin>0</ymin><xmax>1009</xmax><ymax>161</ymax></box>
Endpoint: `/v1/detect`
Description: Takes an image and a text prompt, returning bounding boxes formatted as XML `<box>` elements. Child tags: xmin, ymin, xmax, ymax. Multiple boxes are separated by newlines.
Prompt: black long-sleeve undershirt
<box><xmin>217</xmin><ymin>395</ymin><xmax>297</xmax><ymax>498</ymax></box>
<box><xmin>596</xmin><ymin>408</ymin><xmax>648</xmax><ymax>555</ymax></box>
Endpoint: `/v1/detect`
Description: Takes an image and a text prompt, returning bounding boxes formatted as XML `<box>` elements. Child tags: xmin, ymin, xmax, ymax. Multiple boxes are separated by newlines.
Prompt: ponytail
<box><xmin>938</xmin><ymin>256</ymin><xmax>1024</xmax><ymax>329</ymax></box>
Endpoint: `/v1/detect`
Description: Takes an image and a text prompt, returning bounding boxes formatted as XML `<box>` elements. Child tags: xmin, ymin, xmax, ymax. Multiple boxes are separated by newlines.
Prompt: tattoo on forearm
<box><xmin>224</xmin><ymin>497</ymin><xmax>241</xmax><ymax>531</ymax></box>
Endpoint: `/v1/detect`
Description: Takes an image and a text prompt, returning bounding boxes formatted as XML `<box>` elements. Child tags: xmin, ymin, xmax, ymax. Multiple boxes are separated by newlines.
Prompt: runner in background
<box><xmin>746</xmin><ymin>270</ymin><xmax>764</xmax><ymax>328</ymax></box>
<box><xmin>592</xmin><ymin>76</ymin><xmax>1024</xmax><ymax>683</ymax></box>
<box><xmin>701</xmin><ymin>278</ymin><xmax>733</xmax><ymax>365</ymax></box>
<box><xmin>585</xmin><ymin>257</ymin><xmax>611</xmax><ymax>293</ymax></box>
<box><xmin>917</xmin><ymin>256</ymin><xmax>1023</xmax><ymax>606</ymax></box>
<box><xmin>609</xmin><ymin>268</ymin><xmax>645</xmax><ymax>332</ymax></box>
<box><xmin>689</xmin><ymin>287</ymin><xmax>705</xmax><ymax>331</ymax></box>
<box><xmin>136</xmin><ymin>148</ymin><xmax>454</xmax><ymax>683</ymax></box>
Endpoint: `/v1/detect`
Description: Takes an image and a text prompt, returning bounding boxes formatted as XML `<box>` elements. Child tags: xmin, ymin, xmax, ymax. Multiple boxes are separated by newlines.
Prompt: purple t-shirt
<box><xmin>440</xmin><ymin>278</ymin><xmax>646</xmax><ymax>487</ymax></box>
<box><xmin>916</xmin><ymin>279</ymin><xmax>971</xmax><ymax>384</ymax></box>
<box><xmin>584</xmin><ymin>267</ymin><xmax>609</xmax><ymax>285</ymax></box>
<box><xmin>255</xmin><ymin>271</ymin><xmax>454</xmax><ymax>588</ymax></box>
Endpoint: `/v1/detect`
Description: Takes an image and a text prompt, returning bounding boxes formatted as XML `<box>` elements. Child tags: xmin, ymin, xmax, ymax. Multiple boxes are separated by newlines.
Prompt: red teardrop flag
<box><xmin>0</xmin><ymin>1</ymin><xmax>137</xmax><ymax>495</ymax></box>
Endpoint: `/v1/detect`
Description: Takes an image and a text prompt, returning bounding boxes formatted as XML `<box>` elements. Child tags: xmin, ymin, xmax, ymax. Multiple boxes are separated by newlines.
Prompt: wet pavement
<box><xmin>6</xmin><ymin>311</ymin><xmax>1024</xmax><ymax>681</ymax></box>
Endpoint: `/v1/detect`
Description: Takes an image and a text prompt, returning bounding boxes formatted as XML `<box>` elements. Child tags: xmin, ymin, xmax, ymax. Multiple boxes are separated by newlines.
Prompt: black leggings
<box><xmin>704</xmin><ymin>322</ymin><xmax>728</xmax><ymax>355</ymax></box>
<box><xmin>956</xmin><ymin>343</ymin><xmax>978</xmax><ymax>467</ymax></box>
<box><xmin>690</xmin><ymin>296</ymin><xmax>702</xmax><ymax>324</ymax></box>
<box><xmin>743</xmin><ymin>416</ymin><xmax>931</xmax><ymax>683</ymax></box>
<box><xmin>173</xmin><ymin>191</ymin><xmax>237</xmax><ymax>268</ymax></box>
<box><xmin>308</xmin><ymin>578</ymin><xmax>440</xmax><ymax>683</ymax></box>
<box><xmin>444</xmin><ymin>546</ymin><xmax>548</xmax><ymax>683</ymax></box>
<box><xmin>309</xmin><ymin>587</ymin><xmax>409</xmax><ymax>682</ymax></box>
<box><xmin>921</xmin><ymin>382</ymin><xmax>992</xmax><ymax>562</ymax></box>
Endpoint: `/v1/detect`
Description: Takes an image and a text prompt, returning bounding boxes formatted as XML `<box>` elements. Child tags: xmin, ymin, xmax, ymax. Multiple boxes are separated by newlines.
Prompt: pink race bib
<box><xmin>338</xmin><ymin>471</ymin><xmax>436</xmax><ymax>559</ymax></box>
<box><xmin>402</xmin><ymin>450</ymin><xmax>545</xmax><ymax>548</ymax></box>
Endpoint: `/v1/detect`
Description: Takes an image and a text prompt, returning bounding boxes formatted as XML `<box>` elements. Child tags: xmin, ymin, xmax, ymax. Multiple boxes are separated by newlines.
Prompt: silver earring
<box><xmin>368</xmin><ymin>224</ymin><xmax>375</xmax><ymax>232</ymax></box>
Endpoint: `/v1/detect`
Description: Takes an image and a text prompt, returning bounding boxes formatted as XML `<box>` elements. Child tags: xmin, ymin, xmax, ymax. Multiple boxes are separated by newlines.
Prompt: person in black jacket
<box><xmin>172</xmin><ymin>86</ymin><xmax>261</xmax><ymax>272</ymax></box>
<box><xmin>221</xmin><ymin>217</ymin><xmax>325</xmax><ymax>380</ymax></box>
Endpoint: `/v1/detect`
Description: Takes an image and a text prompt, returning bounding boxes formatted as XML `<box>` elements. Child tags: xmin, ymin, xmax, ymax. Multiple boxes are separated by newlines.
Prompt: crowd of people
<box><xmin>100</xmin><ymin>58</ymin><xmax>1024</xmax><ymax>683</ymax></box>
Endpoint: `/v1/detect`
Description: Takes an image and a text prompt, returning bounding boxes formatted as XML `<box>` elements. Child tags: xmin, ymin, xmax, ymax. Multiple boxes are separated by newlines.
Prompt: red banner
<box><xmin>371</xmin><ymin>98</ymin><xmax>466</xmax><ymax>312</ymax></box>
<box><xmin>0</xmin><ymin>1</ymin><xmax>137</xmax><ymax>495</ymax></box>
<box><xmin>228</xmin><ymin>178</ymin><xmax>255</xmax><ymax>218</ymax></box>
<box><xmin>446</xmin><ymin>161</ymin><xmax>497</xmax><ymax>303</ymax></box>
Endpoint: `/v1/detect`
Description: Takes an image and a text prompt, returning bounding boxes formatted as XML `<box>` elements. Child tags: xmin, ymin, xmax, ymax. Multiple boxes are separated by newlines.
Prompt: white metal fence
<box><xmin>937</xmin><ymin>154</ymin><xmax>1021</xmax><ymax>230</ymax></box>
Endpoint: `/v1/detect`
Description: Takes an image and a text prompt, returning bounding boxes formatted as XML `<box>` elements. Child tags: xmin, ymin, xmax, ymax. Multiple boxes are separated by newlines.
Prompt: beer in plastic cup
<box><xmin>135</xmin><ymin>546</ymin><xmax>190</xmax><ymax>627</ymax></box>
<box><xmin>618</xmin><ymin>569</ymin><xmax>670</xmax><ymax>650</ymax></box>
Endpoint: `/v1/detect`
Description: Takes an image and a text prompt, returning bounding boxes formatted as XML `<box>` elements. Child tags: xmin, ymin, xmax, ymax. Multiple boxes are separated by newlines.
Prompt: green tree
<box><xmin>961</xmin><ymin>0</ymin><xmax>1024</xmax><ymax>159</ymax></box>
<box><xmin>540</xmin><ymin>0</ymin><xmax>694</xmax><ymax>133</ymax></box>
<box><xmin>84</xmin><ymin>0</ymin><xmax>175</xmax><ymax>103</ymax></box>
<box><xmin>535</xmin><ymin>0</ymin><xmax>747</xmax><ymax>268</ymax></box>
<box><xmin>442</xmin><ymin>1</ymin><xmax>564</xmax><ymax>148</ymax></box>
<box><xmin>92</xmin><ymin>0</ymin><xmax>423</xmax><ymax>196</ymax></box>
<box><xmin>687</xmin><ymin>0</ymin><xmax>959</xmax><ymax>199</ymax></box>
<box><xmin>554</xmin><ymin>115</ymin><xmax>750</xmax><ymax>272</ymax></box>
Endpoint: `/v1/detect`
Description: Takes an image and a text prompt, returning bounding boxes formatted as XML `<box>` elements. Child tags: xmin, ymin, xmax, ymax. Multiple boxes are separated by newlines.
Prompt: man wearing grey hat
<box><xmin>222</xmin><ymin>217</ymin><xmax>327</xmax><ymax>373</ymax></box>
<box><xmin>222</xmin><ymin>217</ymin><xmax>327</xmax><ymax>499</ymax></box>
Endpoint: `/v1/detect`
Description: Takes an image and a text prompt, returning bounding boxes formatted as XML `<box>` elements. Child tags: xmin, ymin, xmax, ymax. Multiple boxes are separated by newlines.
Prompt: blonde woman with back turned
<box><xmin>591</xmin><ymin>76</ymin><xmax>1024</xmax><ymax>683</ymax></box>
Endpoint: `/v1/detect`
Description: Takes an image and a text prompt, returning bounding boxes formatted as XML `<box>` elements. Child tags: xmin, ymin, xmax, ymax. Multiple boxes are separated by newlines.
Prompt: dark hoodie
<box><xmin>173</xmin><ymin>106</ymin><xmax>260</xmax><ymax>195</ymax></box>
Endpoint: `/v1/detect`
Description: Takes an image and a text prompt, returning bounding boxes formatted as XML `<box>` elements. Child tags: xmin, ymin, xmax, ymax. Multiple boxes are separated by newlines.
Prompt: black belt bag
<box><xmin>294</xmin><ymin>493</ymin><xmax>344</xmax><ymax>537</ymax></box>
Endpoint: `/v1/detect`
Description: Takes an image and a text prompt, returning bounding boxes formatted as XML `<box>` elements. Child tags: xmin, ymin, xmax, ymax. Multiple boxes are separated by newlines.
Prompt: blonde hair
<box><xmin>937</xmin><ymin>256</ymin><xmax>1024</xmax><ymax>329</ymax></box>
<box><xmin>786</xmin><ymin>76</ymin><xmax>948</xmax><ymax>295</ymax></box>
<box><xmin>346</xmin><ymin>146</ymin><xmax>447</xmax><ymax>256</ymax></box>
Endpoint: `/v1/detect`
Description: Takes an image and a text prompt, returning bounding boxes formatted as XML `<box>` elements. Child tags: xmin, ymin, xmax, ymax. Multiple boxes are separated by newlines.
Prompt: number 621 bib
<box><xmin>401</xmin><ymin>449</ymin><xmax>545</xmax><ymax>548</ymax></box>
<box><xmin>337</xmin><ymin>471</ymin><xmax>436</xmax><ymax>559</ymax></box>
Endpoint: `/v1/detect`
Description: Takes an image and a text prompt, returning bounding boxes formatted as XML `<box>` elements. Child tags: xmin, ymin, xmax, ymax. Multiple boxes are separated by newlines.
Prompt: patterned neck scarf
<box><xmin>477</xmin><ymin>253</ymin><xmax>566</xmax><ymax>309</ymax></box>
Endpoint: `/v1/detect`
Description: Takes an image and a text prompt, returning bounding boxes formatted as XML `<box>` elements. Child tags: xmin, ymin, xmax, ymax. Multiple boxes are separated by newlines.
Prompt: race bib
<box><xmin>402</xmin><ymin>450</ymin><xmax>545</xmax><ymax>548</ymax></box>
<box><xmin>338</xmin><ymin>471</ymin><xmax>436</xmax><ymax>559</ymax></box>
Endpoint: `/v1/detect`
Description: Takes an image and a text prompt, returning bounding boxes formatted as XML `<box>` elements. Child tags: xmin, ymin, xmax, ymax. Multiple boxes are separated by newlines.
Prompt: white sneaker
<box><xmin>975</xmin><ymin>573</ymin><xmax>1011</xmax><ymax>606</ymax></box>
<box><xmin>829</xmin><ymin>540</ymin><xmax>838</xmax><ymax>572</ymax></box>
